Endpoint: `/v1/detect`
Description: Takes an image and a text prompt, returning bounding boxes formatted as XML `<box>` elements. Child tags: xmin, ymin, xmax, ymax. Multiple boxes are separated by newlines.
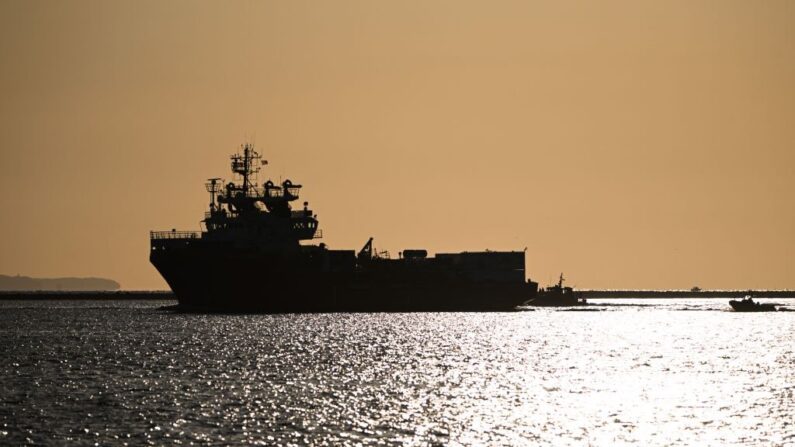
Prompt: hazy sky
<box><xmin>1</xmin><ymin>0</ymin><xmax>793</xmax><ymax>290</ymax></box>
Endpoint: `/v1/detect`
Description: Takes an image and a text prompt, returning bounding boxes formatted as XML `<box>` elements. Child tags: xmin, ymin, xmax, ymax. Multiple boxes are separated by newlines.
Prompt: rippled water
<box><xmin>1</xmin><ymin>298</ymin><xmax>793</xmax><ymax>445</ymax></box>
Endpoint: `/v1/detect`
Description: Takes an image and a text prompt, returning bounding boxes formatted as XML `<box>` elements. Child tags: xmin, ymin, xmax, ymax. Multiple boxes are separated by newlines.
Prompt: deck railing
<box><xmin>151</xmin><ymin>229</ymin><xmax>321</xmax><ymax>240</ymax></box>
<box><xmin>150</xmin><ymin>231</ymin><xmax>201</xmax><ymax>240</ymax></box>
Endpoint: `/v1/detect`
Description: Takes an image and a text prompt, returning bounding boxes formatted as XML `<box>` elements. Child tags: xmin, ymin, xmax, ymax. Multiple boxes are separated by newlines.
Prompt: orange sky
<box><xmin>1</xmin><ymin>0</ymin><xmax>793</xmax><ymax>290</ymax></box>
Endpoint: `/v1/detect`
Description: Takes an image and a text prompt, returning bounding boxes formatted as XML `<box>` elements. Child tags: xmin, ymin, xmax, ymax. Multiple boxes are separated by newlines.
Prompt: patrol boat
<box><xmin>728</xmin><ymin>296</ymin><xmax>777</xmax><ymax>312</ymax></box>
<box><xmin>150</xmin><ymin>144</ymin><xmax>538</xmax><ymax>312</ymax></box>
<box><xmin>526</xmin><ymin>273</ymin><xmax>587</xmax><ymax>307</ymax></box>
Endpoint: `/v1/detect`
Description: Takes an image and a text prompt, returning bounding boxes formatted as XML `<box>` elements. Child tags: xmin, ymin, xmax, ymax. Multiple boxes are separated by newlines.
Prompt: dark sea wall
<box><xmin>0</xmin><ymin>274</ymin><xmax>121</xmax><ymax>291</ymax></box>
<box><xmin>580</xmin><ymin>290</ymin><xmax>795</xmax><ymax>298</ymax></box>
<box><xmin>0</xmin><ymin>291</ymin><xmax>173</xmax><ymax>300</ymax></box>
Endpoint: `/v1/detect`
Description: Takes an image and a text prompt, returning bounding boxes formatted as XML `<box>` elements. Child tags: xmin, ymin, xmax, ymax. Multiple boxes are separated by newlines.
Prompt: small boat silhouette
<box><xmin>526</xmin><ymin>273</ymin><xmax>587</xmax><ymax>307</ymax></box>
<box><xmin>728</xmin><ymin>296</ymin><xmax>777</xmax><ymax>312</ymax></box>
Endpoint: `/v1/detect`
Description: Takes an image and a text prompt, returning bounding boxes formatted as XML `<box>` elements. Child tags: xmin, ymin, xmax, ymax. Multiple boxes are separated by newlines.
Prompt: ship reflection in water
<box><xmin>1</xmin><ymin>298</ymin><xmax>793</xmax><ymax>445</ymax></box>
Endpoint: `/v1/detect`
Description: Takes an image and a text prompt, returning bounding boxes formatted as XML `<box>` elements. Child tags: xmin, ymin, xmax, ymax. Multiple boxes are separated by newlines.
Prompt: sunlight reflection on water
<box><xmin>0</xmin><ymin>299</ymin><xmax>793</xmax><ymax>445</ymax></box>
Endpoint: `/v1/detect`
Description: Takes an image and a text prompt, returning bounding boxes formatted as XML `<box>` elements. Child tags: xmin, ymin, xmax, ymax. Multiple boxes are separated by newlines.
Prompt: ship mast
<box><xmin>243</xmin><ymin>145</ymin><xmax>250</xmax><ymax>192</ymax></box>
<box><xmin>230</xmin><ymin>143</ymin><xmax>262</xmax><ymax>197</ymax></box>
<box><xmin>205</xmin><ymin>178</ymin><xmax>222</xmax><ymax>211</ymax></box>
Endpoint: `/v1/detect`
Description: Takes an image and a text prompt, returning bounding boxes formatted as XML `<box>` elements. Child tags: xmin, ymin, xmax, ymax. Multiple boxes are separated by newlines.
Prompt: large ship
<box><xmin>150</xmin><ymin>144</ymin><xmax>538</xmax><ymax>312</ymax></box>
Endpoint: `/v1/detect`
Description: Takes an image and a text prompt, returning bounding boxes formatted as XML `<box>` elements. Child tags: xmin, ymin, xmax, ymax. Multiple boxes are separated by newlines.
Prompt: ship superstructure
<box><xmin>200</xmin><ymin>145</ymin><xmax>320</xmax><ymax>247</ymax></box>
<box><xmin>151</xmin><ymin>144</ymin><xmax>537</xmax><ymax>312</ymax></box>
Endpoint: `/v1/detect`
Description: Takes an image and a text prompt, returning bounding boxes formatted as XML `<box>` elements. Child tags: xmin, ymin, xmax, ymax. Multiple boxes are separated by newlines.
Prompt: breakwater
<box><xmin>580</xmin><ymin>290</ymin><xmax>795</xmax><ymax>298</ymax></box>
<box><xmin>0</xmin><ymin>291</ymin><xmax>174</xmax><ymax>300</ymax></box>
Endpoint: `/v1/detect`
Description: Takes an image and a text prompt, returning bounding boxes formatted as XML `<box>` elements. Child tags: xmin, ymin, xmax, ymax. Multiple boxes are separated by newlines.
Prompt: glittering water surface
<box><xmin>1</xmin><ymin>299</ymin><xmax>793</xmax><ymax>446</ymax></box>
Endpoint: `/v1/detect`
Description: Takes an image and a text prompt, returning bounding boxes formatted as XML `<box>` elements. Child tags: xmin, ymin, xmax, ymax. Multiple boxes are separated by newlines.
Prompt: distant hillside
<box><xmin>0</xmin><ymin>275</ymin><xmax>120</xmax><ymax>291</ymax></box>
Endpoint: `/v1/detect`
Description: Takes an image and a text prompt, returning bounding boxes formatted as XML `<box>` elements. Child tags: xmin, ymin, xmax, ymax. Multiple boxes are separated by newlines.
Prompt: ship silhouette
<box><xmin>150</xmin><ymin>144</ymin><xmax>538</xmax><ymax>312</ymax></box>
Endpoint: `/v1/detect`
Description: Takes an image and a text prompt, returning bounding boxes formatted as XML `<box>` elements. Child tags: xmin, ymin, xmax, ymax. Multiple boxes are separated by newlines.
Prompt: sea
<box><xmin>1</xmin><ymin>298</ymin><xmax>793</xmax><ymax>446</ymax></box>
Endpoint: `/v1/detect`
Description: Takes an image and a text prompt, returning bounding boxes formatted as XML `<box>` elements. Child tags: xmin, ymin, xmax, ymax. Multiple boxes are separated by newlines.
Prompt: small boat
<box><xmin>526</xmin><ymin>273</ymin><xmax>587</xmax><ymax>307</ymax></box>
<box><xmin>728</xmin><ymin>296</ymin><xmax>777</xmax><ymax>312</ymax></box>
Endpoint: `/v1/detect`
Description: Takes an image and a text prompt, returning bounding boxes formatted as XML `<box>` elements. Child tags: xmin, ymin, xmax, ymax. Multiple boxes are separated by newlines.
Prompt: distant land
<box><xmin>0</xmin><ymin>274</ymin><xmax>120</xmax><ymax>291</ymax></box>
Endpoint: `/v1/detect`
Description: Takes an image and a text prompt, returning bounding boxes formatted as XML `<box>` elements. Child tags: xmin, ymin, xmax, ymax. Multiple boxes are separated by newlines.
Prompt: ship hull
<box><xmin>151</xmin><ymin>249</ymin><xmax>534</xmax><ymax>312</ymax></box>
